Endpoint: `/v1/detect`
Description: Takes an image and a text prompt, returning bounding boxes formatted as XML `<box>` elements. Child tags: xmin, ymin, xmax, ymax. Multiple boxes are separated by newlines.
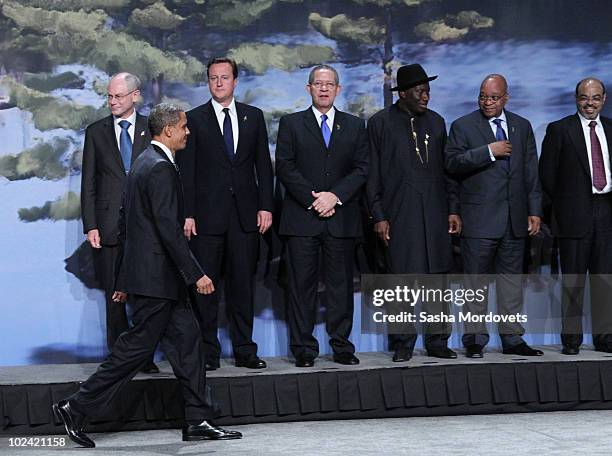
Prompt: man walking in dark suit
<box><xmin>445</xmin><ymin>74</ymin><xmax>543</xmax><ymax>358</ymax></box>
<box><xmin>276</xmin><ymin>64</ymin><xmax>369</xmax><ymax>367</ymax></box>
<box><xmin>53</xmin><ymin>104</ymin><xmax>242</xmax><ymax>448</ymax></box>
<box><xmin>80</xmin><ymin>72</ymin><xmax>157</xmax><ymax>373</ymax></box>
<box><xmin>178</xmin><ymin>58</ymin><xmax>273</xmax><ymax>370</ymax></box>
<box><xmin>367</xmin><ymin>64</ymin><xmax>461</xmax><ymax>362</ymax></box>
<box><xmin>539</xmin><ymin>78</ymin><xmax>612</xmax><ymax>355</ymax></box>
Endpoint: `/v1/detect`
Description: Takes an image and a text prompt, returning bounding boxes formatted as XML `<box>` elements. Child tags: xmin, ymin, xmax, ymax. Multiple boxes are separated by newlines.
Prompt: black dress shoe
<box><xmin>562</xmin><ymin>345</ymin><xmax>580</xmax><ymax>355</ymax></box>
<box><xmin>427</xmin><ymin>347</ymin><xmax>458</xmax><ymax>359</ymax></box>
<box><xmin>465</xmin><ymin>344</ymin><xmax>484</xmax><ymax>358</ymax></box>
<box><xmin>52</xmin><ymin>400</ymin><xmax>95</xmax><ymax>448</ymax></box>
<box><xmin>392</xmin><ymin>349</ymin><xmax>412</xmax><ymax>362</ymax></box>
<box><xmin>295</xmin><ymin>354</ymin><xmax>315</xmax><ymax>367</ymax></box>
<box><xmin>182</xmin><ymin>421</ymin><xmax>242</xmax><ymax>441</ymax></box>
<box><xmin>140</xmin><ymin>361</ymin><xmax>160</xmax><ymax>374</ymax></box>
<box><xmin>333</xmin><ymin>353</ymin><xmax>360</xmax><ymax>365</ymax></box>
<box><xmin>235</xmin><ymin>356</ymin><xmax>267</xmax><ymax>369</ymax></box>
<box><xmin>502</xmin><ymin>342</ymin><xmax>543</xmax><ymax>356</ymax></box>
<box><xmin>205</xmin><ymin>359</ymin><xmax>220</xmax><ymax>371</ymax></box>
<box><xmin>595</xmin><ymin>346</ymin><xmax>612</xmax><ymax>353</ymax></box>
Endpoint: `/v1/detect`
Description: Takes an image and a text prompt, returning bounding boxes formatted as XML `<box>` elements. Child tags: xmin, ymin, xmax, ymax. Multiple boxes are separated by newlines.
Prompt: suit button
<box><xmin>229</xmin><ymin>186</ymin><xmax>233</xmax><ymax>192</ymax></box>
<box><xmin>325</xmin><ymin>172</ymin><xmax>330</xmax><ymax>176</ymax></box>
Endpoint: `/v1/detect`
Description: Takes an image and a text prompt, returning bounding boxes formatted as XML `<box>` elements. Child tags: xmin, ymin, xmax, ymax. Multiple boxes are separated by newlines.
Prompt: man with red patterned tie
<box><xmin>540</xmin><ymin>78</ymin><xmax>612</xmax><ymax>355</ymax></box>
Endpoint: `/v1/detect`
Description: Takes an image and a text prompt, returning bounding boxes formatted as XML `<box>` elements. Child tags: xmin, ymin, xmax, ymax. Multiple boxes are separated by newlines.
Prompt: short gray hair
<box><xmin>148</xmin><ymin>103</ymin><xmax>183</xmax><ymax>137</ymax></box>
<box><xmin>308</xmin><ymin>64</ymin><xmax>339</xmax><ymax>85</ymax></box>
<box><xmin>110</xmin><ymin>72</ymin><xmax>141</xmax><ymax>92</ymax></box>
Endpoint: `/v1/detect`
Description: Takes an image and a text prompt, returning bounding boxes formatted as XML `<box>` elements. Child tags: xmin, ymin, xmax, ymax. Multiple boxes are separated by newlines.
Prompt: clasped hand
<box><xmin>311</xmin><ymin>190</ymin><xmax>338</xmax><ymax>218</ymax></box>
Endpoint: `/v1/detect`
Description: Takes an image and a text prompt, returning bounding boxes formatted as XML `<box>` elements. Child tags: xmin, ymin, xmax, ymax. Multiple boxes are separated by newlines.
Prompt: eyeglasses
<box><xmin>107</xmin><ymin>90</ymin><xmax>136</xmax><ymax>101</ymax></box>
<box><xmin>478</xmin><ymin>94</ymin><xmax>506</xmax><ymax>102</ymax></box>
<box><xmin>310</xmin><ymin>81</ymin><xmax>337</xmax><ymax>90</ymax></box>
<box><xmin>577</xmin><ymin>95</ymin><xmax>604</xmax><ymax>104</ymax></box>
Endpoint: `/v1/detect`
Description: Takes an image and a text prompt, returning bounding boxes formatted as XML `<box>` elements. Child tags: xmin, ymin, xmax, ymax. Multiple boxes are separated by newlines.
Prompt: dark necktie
<box><xmin>321</xmin><ymin>114</ymin><xmax>331</xmax><ymax>147</ymax></box>
<box><xmin>222</xmin><ymin>107</ymin><xmax>234</xmax><ymax>161</ymax></box>
<box><xmin>118</xmin><ymin>120</ymin><xmax>132</xmax><ymax>173</ymax></box>
<box><xmin>492</xmin><ymin>118</ymin><xmax>509</xmax><ymax>169</ymax></box>
<box><xmin>590</xmin><ymin>120</ymin><xmax>607</xmax><ymax>191</ymax></box>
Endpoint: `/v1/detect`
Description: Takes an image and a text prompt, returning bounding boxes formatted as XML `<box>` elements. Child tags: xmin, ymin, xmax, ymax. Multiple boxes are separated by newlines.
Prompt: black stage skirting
<box><xmin>2</xmin><ymin>347</ymin><xmax>612</xmax><ymax>435</ymax></box>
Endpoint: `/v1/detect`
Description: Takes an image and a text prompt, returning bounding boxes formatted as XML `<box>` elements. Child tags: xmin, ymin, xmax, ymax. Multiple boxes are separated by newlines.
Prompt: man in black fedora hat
<box><xmin>367</xmin><ymin>64</ymin><xmax>461</xmax><ymax>362</ymax></box>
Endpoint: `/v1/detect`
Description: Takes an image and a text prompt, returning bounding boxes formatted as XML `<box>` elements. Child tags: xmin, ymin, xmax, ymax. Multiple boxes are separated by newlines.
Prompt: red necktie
<box><xmin>589</xmin><ymin>120</ymin><xmax>606</xmax><ymax>191</ymax></box>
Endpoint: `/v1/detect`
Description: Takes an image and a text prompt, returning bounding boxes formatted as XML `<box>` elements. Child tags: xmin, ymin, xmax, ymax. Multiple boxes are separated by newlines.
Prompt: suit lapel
<box><xmin>328</xmin><ymin>109</ymin><xmax>343</xmax><ymax>150</ymax></box>
<box><xmin>204</xmin><ymin>101</ymin><xmax>230</xmax><ymax>162</ymax></box>
<box><xmin>303</xmin><ymin>108</ymin><xmax>326</xmax><ymax>148</ymax></box>
<box><xmin>568</xmin><ymin>114</ymin><xmax>591</xmax><ymax>176</ymax></box>
<box><xmin>102</xmin><ymin>115</ymin><xmax>125</xmax><ymax>172</ymax></box>
<box><xmin>235</xmin><ymin>103</ymin><xmax>247</xmax><ymax>161</ymax></box>
<box><xmin>132</xmin><ymin>113</ymin><xmax>148</xmax><ymax>161</ymax></box>
<box><xmin>476</xmin><ymin>112</ymin><xmax>497</xmax><ymax>145</ymax></box>
<box><xmin>505</xmin><ymin>112</ymin><xmax>519</xmax><ymax>174</ymax></box>
<box><xmin>601</xmin><ymin>116</ymin><xmax>612</xmax><ymax>166</ymax></box>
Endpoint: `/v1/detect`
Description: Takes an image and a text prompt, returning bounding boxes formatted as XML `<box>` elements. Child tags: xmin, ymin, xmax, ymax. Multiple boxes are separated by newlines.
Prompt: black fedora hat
<box><xmin>390</xmin><ymin>64</ymin><xmax>437</xmax><ymax>91</ymax></box>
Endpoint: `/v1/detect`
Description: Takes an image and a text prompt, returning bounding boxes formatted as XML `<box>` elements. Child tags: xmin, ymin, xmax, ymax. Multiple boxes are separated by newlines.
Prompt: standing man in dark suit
<box><xmin>276</xmin><ymin>64</ymin><xmax>369</xmax><ymax>367</ymax></box>
<box><xmin>53</xmin><ymin>104</ymin><xmax>242</xmax><ymax>448</ymax></box>
<box><xmin>539</xmin><ymin>78</ymin><xmax>612</xmax><ymax>355</ymax></box>
<box><xmin>80</xmin><ymin>72</ymin><xmax>157</xmax><ymax>373</ymax></box>
<box><xmin>445</xmin><ymin>74</ymin><xmax>543</xmax><ymax>358</ymax></box>
<box><xmin>178</xmin><ymin>58</ymin><xmax>273</xmax><ymax>370</ymax></box>
<box><xmin>367</xmin><ymin>64</ymin><xmax>461</xmax><ymax>362</ymax></box>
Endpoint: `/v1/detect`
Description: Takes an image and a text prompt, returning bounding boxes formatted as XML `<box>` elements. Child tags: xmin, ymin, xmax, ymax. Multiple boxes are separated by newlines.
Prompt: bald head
<box><xmin>478</xmin><ymin>74</ymin><xmax>509</xmax><ymax>119</ymax></box>
<box><xmin>107</xmin><ymin>72</ymin><xmax>141</xmax><ymax>119</ymax></box>
<box><xmin>575</xmin><ymin>77</ymin><xmax>606</xmax><ymax>120</ymax></box>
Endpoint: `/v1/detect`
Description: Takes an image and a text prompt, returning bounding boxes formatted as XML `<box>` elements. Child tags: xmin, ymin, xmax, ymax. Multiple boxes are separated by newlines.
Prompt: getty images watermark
<box><xmin>359</xmin><ymin>274</ymin><xmax>611</xmax><ymax>335</ymax></box>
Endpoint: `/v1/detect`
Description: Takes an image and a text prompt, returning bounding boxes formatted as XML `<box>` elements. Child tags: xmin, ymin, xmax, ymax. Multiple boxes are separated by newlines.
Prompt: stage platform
<box><xmin>2</xmin><ymin>346</ymin><xmax>612</xmax><ymax>436</ymax></box>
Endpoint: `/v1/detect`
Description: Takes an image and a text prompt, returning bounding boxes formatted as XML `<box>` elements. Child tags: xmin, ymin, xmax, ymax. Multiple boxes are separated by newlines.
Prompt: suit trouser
<box><xmin>285</xmin><ymin>231</ymin><xmax>356</xmax><ymax>358</ymax></box>
<box><xmin>461</xmin><ymin>223</ymin><xmax>526</xmax><ymax>349</ymax></box>
<box><xmin>189</xmin><ymin>199</ymin><xmax>259</xmax><ymax>361</ymax></box>
<box><xmin>92</xmin><ymin>245</ymin><xmax>128</xmax><ymax>351</ymax></box>
<box><xmin>68</xmin><ymin>294</ymin><xmax>217</xmax><ymax>424</ymax></box>
<box><xmin>559</xmin><ymin>194</ymin><xmax>612</xmax><ymax>349</ymax></box>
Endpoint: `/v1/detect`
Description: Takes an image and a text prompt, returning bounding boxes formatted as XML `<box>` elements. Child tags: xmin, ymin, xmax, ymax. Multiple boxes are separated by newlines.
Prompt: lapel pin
<box><xmin>336</xmin><ymin>124</ymin><xmax>340</xmax><ymax>131</ymax></box>
<box><xmin>243</xmin><ymin>115</ymin><xmax>247</xmax><ymax>122</ymax></box>
<box><xmin>140</xmin><ymin>131</ymin><xmax>145</xmax><ymax>136</ymax></box>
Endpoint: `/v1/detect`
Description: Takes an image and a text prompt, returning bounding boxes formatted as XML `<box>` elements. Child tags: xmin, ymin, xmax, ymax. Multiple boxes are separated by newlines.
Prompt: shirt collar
<box><xmin>489</xmin><ymin>110</ymin><xmax>507</xmax><ymax>124</ymax></box>
<box><xmin>114</xmin><ymin>109</ymin><xmax>137</xmax><ymax>127</ymax></box>
<box><xmin>211</xmin><ymin>97</ymin><xmax>236</xmax><ymax>117</ymax></box>
<box><xmin>312</xmin><ymin>105</ymin><xmax>335</xmax><ymax>120</ymax></box>
<box><xmin>578</xmin><ymin>112</ymin><xmax>601</xmax><ymax>127</ymax></box>
<box><xmin>150</xmin><ymin>140</ymin><xmax>175</xmax><ymax>164</ymax></box>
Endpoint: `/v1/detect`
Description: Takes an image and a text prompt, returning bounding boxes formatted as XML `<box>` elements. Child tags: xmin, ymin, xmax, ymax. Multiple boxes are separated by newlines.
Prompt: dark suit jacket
<box><xmin>539</xmin><ymin>113</ymin><xmax>612</xmax><ymax>238</ymax></box>
<box><xmin>445</xmin><ymin>109</ymin><xmax>542</xmax><ymax>239</ymax></box>
<box><xmin>275</xmin><ymin>108</ymin><xmax>369</xmax><ymax>238</ymax></box>
<box><xmin>81</xmin><ymin>113</ymin><xmax>150</xmax><ymax>245</ymax></box>
<box><xmin>177</xmin><ymin>100</ymin><xmax>274</xmax><ymax>234</ymax></box>
<box><xmin>115</xmin><ymin>146</ymin><xmax>204</xmax><ymax>300</ymax></box>
<box><xmin>367</xmin><ymin>104</ymin><xmax>458</xmax><ymax>272</ymax></box>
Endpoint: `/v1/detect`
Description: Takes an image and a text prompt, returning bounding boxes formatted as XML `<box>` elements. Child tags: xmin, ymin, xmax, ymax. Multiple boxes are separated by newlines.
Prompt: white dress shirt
<box><xmin>113</xmin><ymin>109</ymin><xmax>137</xmax><ymax>149</ymax></box>
<box><xmin>487</xmin><ymin>111</ymin><xmax>508</xmax><ymax>161</ymax></box>
<box><xmin>311</xmin><ymin>105</ymin><xmax>336</xmax><ymax>131</ymax></box>
<box><xmin>150</xmin><ymin>140</ymin><xmax>175</xmax><ymax>165</ymax></box>
<box><xmin>211</xmin><ymin>97</ymin><xmax>238</xmax><ymax>154</ymax></box>
<box><xmin>578</xmin><ymin>113</ymin><xmax>611</xmax><ymax>194</ymax></box>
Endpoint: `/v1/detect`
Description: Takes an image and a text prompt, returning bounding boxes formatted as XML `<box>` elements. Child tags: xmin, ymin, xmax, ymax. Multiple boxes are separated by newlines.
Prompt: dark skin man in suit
<box><xmin>445</xmin><ymin>74</ymin><xmax>543</xmax><ymax>358</ymax></box>
<box><xmin>540</xmin><ymin>78</ymin><xmax>612</xmax><ymax>355</ymax></box>
<box><xmin>54</xmin><ymin>104</ymin><xmax>242</xmax><ymax>448</ymax></box>
<box><xmin>367</xmin><ymin>64</ymin><xmax>461</xmax><ymax>362</ymax></box>
<box><xmin>80</xmin><ymin>72</ymin><xmax>157</xmax><ymax>373</ymax></box>
<box><xmin>276</xmin><ymin>65</ymin><xmax>369</xmax><ymax>367</ymax></box>
<box><xmin>178</xmin><ymin>58</ymin><xmax>273</xmax><ymax>370</ymax></box>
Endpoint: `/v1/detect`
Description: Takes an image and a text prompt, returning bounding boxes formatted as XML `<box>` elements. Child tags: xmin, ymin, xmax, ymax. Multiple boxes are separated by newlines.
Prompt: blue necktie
<box><xmin>492</xmin><ymin>118</ymin><xmax>509</xmax><ymax>168</ymax></box>
<box><xmin>222</xmin><ymin>107</ymin><xmax>234</xmax><ymax>161</ymax></box>
<box><xmin>118</xmin><ymin>120</ymin><xmax>132</xmax><ymax>174</ymax></box>
<box><xmin>321</xmin><ymin>114</ymin><xmax>331</xmax><ymax>147</ymax></box>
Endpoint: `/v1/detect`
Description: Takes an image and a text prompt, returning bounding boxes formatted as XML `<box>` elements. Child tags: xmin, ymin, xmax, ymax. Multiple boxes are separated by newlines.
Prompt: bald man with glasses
<box><xmin>81</xmin><ymin>72</ymin><xmax>157</xmax><ymax>373</ymax></box>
